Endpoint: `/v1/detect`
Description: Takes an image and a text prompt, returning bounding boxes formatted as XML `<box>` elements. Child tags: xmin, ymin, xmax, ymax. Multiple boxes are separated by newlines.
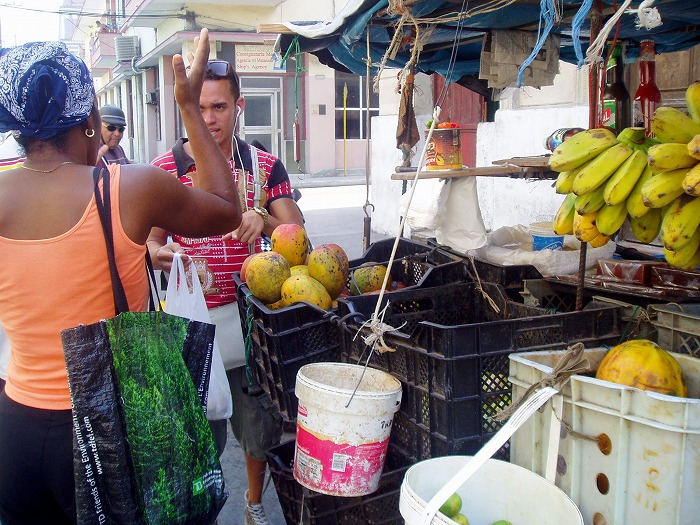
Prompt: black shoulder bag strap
<box><xmin>93</xmin><ymin>167</ymin><xmax>160</xmax><ymax>315</ymax></box>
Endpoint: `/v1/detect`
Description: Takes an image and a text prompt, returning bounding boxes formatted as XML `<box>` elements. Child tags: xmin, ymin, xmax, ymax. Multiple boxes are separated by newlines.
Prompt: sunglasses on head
<box><xmin>104</xmin><ymin>124</ymin><xmax>125</xmax><ymax>133</ymax></box>
<box><xmin>206</xmin><ymin>59</ymin><xmax>234</xmax><ymax>77</ymax></box>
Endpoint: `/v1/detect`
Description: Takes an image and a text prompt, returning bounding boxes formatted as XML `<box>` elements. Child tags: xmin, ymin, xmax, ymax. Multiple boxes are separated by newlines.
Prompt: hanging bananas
<box><xmin>548</xmin><ymin>128</ymin><xmax>618</xmax><ymax>172</ymax></box>
<box><xmin>629</xmin><ymin>208</ymin><xmax>662</xmax><ymax>244</ymax></box>
<box><xmin>544</xmin><ymin>83</ymin><xmax>700</xmax><ymax>268</ymax></box>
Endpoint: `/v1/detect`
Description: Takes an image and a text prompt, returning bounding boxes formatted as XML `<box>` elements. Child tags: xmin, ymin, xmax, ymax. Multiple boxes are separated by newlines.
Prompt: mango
<box><xmin>290</xmin><ymin>265</ymin><xmax>309</xmax><ymax>276</ymax></box>
<box><xmin>270</xmin><ymin>223</ymin><xmax>309</xmax><ymax>267</ymax></box>
<box><xmin>349</xmin><ymin>263</ymin><xmax>388</xmax><ymax>295</ymax></box>
<box><xmin>307</xmin><ymin>243</ymin><xmax>349</xmax><ymax>299</ymax></box>
<box><xmin>246</xmin><ymin>251</ymin><xmax>290</xmax><ymax>304</ymax></box>
<box><xmin>281</xmin><ymin>275</ymin><xmax>332</xmax><ymax>310</ymax></box>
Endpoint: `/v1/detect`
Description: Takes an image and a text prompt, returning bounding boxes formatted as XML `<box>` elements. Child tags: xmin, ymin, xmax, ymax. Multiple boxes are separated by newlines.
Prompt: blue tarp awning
<box><xmin>276</xmin><ymin>0</ymin><xmax>700</xmax><ymax>96</ymax></box>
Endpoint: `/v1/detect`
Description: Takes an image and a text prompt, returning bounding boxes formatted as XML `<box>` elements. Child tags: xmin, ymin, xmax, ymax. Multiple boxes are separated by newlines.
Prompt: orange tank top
<box><xmin>0</xmin><ymin>164</ymin><xmax>149</xmax><ymax>409</ymax></box>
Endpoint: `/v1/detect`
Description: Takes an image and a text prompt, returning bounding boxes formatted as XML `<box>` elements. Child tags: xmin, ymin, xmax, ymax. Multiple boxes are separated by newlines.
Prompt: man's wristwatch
<box><xmin>252</xmin><ymin>206</ymin><xmax>269</xmax><ymax>227</ymax></box>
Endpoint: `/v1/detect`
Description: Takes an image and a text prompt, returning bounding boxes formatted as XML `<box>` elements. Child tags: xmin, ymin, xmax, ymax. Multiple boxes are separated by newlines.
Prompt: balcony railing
<box><xmin>89</xmin><ymin>31</ymin><xmax>118</xmax><ymax>72</ymax></box>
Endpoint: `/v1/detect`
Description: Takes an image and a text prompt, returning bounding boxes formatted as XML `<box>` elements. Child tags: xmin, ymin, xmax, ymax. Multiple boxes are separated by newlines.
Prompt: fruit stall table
<box><xmin>390</xmin><ymin>156</ymin><xmax>557</xmax><ymax>181</ymax></box>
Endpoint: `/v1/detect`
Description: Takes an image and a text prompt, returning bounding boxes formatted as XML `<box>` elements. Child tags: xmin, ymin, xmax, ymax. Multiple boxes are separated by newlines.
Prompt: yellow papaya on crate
<box><xmin>596</xmin><ymin>339</ymin><xmax>687</xmax><ymax>397</ymax></box>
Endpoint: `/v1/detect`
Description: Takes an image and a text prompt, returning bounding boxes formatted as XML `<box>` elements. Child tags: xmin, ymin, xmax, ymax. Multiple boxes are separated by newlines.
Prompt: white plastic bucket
<box><xmin>293</xmin><ymin>362</ymin><xmax>402</xmax><ymax>497</ymax></box>
<box><xmin>530</xmin><ymin>221</ymin><xmax>564</xmax><ymax>251</ymax></box>
<box><xmin>400</xmin><ymin>455</ymin><xmax>583</xmax><ymax>525</ymax></box>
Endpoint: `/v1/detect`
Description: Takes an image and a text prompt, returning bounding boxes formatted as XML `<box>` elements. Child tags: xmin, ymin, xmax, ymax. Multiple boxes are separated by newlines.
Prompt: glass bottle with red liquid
<box><xmin>632</xmin><ymin>39</ymin><xmax>662</xmax><ymax>137</ymax></box>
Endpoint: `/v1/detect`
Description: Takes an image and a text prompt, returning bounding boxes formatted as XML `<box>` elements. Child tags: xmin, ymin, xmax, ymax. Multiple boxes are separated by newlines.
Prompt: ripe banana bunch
<box><xmin>547</xmin><ymin>84</ymin><xmax>700</xmax><ymax>263</ymax></box>
<box><xmin>548</xmin><ymin>128</ymin><xmax>644</xmax><ymax>243</ymax></box>
<box><xmin>636</xmin><ymin>82</ymin><xmax>700</xmax><ymax>269</ymax></box>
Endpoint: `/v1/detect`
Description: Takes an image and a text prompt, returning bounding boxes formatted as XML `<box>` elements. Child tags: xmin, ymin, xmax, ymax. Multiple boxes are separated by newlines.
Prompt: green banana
<box><xmin>686</xmin><ymin>81</ymin><xmax>700</xmax><ymax>124</ymax></box>
<box><xmin>647</xmin><ymin>142</ymin><xmax>698</xmax><ymax>173</ymax></box>
<box><xmin>548</xmin><ymin>128</ymin><xmax>618</xmax><ymax>172</ymax></box>
<box><xmin>664</xmin><ymin>228</ymin><xmax>700</xmax><ymax>270</ymax></box>
<box><xmin>603</xmin><ymin>149</ymin><xmax>648</xmax><ymax>205</ymax></box>
<box><xmin>553</xmin><ymin>193</ymin><xmax>576</xmax><ymax>235</ymax></box>
<box><xmin>575</xmin><ymin>184</ymin><xmax>606</xmax><ymax>215</ymax></box>
<box><xmin>660</xmin><ymin>194</ymin><xmax>700</xmax><ymax>251</ymax></box>
<box><xmin>617</xmin><ymin>127</ymin><xmax>657</xmax><ymax>153</ymax></box>
<box><xmin>651</xmin><ymin>106</ymin><xmax>700</xmax><ymax>144</ymax></box>
<box><xmin>683</xmin><ymin>163</ymin><xmax>700</xmax><ymax>196</ymax></box>
<box><xmin>626</xmin><ymin>165</ymin><xmax>654</xmax><ymax>218</ymax></box>
<box><xmin>641</xmin><ymin>167</ymin><xmax>689</xmax><ymax>208</ymax></box>
<box><xmin>629</xmin><ymin>208</ymin><xmax>662</xmax><ymax>243</ymax></box>
<box><xmin>572</xmin><ymin>142</ymin><xmax>633</xmax><ymax>196</ymax></box>
<box><xmin>596</xmin><ymin>201</ymin><xmax>628</xmax><ymax>236</ymax></box>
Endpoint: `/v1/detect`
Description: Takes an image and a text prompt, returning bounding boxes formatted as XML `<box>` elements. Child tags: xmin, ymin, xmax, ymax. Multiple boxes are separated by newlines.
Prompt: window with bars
<box><xmin>334</xmin><ymin>71</ymin><xmax>379</xmax><ymax>139</ymax></box>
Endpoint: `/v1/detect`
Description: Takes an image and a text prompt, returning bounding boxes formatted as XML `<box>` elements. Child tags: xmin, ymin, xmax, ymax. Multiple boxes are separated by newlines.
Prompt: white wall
<box><xmin>369</xmin><ymin>60</ymin><xmax>592</xmax><ymax>236</ymax></box>
<box><xmin>476</xmin><ymin>61</ymin><xmax>589</xmax><ymax>230</ymax></box>
<box><xmin>476</xmin><ymin>104</ymin><xmax>589</xmax><ymax>230</ymax></box>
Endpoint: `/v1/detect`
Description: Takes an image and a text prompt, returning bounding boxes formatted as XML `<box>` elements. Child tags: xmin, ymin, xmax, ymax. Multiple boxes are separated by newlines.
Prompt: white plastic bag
<box><xmin>435</xmin><ymin>177</ymin><xmax>489</xmax><ymax>252</ymax></box>
<box><xmin>399</xmin><ymin>178</ymin><xmax>451</xmax><ymax>231</ymax></box>
<box><xmin>164</xmin><ymin>253</ymin><xmax>233</xmax><ymax>420</ymax></box>
<box><xmin>468</xmin><ymin>224</ymin><xmax>617</xmax><ymax>276</ymax></box>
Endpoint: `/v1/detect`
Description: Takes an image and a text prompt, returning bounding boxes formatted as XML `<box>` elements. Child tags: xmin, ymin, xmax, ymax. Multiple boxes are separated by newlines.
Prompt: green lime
<box><xmin>438</xmin><ymin>492</ymin><xmax>462</xmax><ymax>517</ymax></box>
<box><xmin>491</xmin><ymin>521</ymin><xmax>512</xmax><ymax>525</ymax></box>
<box><xmin>451</xmin><ymin>513</ymin><xmax>470</xmax><ymax>525</ymax></box>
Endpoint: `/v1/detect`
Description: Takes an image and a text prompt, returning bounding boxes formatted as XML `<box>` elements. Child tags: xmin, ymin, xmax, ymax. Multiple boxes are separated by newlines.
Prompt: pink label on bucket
<box><xmin>294</xmin><ymin>423</ymin><xmax>389</xmax><ymax>496</ymax></box>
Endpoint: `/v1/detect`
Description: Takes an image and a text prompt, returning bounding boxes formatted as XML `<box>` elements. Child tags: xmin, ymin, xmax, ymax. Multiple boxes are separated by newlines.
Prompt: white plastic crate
<box><xmin>509</xmin><ymin>346</ymin><xmax>700</xmax><ymax>525</ymax></box>
<box><xmin>649</xmin><ymin>303</ymin><xmax>700</xmax><ymax>357</ymax></box>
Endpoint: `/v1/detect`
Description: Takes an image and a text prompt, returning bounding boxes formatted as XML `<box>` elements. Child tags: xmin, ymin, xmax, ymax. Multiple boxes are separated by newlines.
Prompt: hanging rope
<box><xmin>494</xmin><ymin>342</ymin><xmax>592</xmax><ymax>422</ymax></box>
<box><xmin>516</xmin><ymin>0</ymin><xmax>560</xmax><ymax>86</ymax></box>
<box><xmin>281</xmin><ymin>36</ymin><xmax>306</xmax><ymax>170</ymax></box>
<box><xmin>571</xmin><ymin>0</ymin><xmax>593</xmax><ymax>67</ymax></box>
<box><xmin>585</xmin><ymin>0</ymin><xmax>635</xmax><ymax>65</ymax></box>
<box><xmin>634</xmin><ymin>0</ymin><xmax>662</xmax><ymax>30</ymax></box>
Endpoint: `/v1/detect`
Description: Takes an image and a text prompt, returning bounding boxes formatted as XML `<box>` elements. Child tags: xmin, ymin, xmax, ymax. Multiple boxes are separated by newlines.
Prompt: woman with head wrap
<box><xmin>0</xmin><ymin>29</ymin><xmax>241</xmax><ymax>524</ymax></box>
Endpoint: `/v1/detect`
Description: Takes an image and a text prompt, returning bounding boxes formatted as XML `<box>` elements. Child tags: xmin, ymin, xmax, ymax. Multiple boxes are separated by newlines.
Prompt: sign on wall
<box><xmin>235</xmin><ymin>45</ymin><xmax>286</xmax><ymax>73</ymax></box>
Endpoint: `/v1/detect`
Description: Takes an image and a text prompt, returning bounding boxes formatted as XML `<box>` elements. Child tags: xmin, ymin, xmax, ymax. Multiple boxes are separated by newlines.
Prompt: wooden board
<box><xmin>391</xmin><ymin>164</ymin><xmax>557</xmax><ymax>180</ymax></box>
<box><xmin>491</xmin><ymin>155</ymin><xmax>552</xmax><ymax>168</ymax></box>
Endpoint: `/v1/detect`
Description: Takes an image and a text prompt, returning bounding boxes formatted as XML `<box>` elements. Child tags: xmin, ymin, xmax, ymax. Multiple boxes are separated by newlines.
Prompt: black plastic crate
<box><xmin>338</xmin><ymin>281</ymin><xmax>622</xmax><ymax>462</ymax></box>
<box><xmin>236</xmin><ymin>275</ymin><xmax>342</xmax><ymax>422</ymax></box>
<box><xmin>348</xmin><ymin>237</ymin><xmax>466</xmax><ymax>293</ymax></box>
<box><xmin>233</xmin><ymin>238</ymin><xmax>467</xmax><ymax>423</ymax></box>
<box><xmin>427</xmin><ymin>237</ymin><xmax>542</xmax><ymax>299</ymax></box>
<box><xmin>266</xmin><ymin>439</ymin><xmax>409</xmax><ymax>525</ymax></box>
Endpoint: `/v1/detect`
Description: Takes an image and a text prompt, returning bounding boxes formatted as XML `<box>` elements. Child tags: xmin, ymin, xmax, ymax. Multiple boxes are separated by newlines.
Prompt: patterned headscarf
<box><xmin>0</xmin><ymin>41</ymin><xmax>95</xmax><ymax>140</ymax></box>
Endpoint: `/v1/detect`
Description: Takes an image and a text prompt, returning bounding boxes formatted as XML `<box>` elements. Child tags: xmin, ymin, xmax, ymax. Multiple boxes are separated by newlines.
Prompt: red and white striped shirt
<box><xmin>151</xmin><ymin>137</ymin><xmax>293</xmax><ymax>308</ymax></box>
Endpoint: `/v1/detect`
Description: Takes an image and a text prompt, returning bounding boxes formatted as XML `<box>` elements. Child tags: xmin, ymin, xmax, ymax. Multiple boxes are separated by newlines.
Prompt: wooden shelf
<box><xmin>391</xmin><ymin>156</ymin><xmax>557</xmax><ymax>180</ymax></box>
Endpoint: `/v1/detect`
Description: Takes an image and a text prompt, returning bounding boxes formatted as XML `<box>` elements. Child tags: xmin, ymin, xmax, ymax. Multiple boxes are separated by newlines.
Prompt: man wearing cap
<box><xmin>97</xmin><ymin>104</ymin><xmax>130</xmax><ymax>165</ymax></box>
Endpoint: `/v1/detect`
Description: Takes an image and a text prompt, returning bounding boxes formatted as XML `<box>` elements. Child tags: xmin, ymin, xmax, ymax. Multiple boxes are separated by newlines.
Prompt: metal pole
<box><xmin>577</xmin><ymin>0</ymin><xmax>604</xmax><ymax>311</ymax></box>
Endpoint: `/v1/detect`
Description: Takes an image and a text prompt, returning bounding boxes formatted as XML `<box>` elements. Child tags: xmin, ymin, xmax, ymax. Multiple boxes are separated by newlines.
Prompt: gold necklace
<box><xmin>20</xmin><ymin>161</ymin><xmax>76</xmax><ymax>173</ymax></box>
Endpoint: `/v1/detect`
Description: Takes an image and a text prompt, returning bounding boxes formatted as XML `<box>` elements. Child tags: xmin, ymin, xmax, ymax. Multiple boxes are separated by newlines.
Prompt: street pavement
<box><xmin>216</xmin><ymin>182</ymin><xmax>391</xmax><ymax>525</ymax></box>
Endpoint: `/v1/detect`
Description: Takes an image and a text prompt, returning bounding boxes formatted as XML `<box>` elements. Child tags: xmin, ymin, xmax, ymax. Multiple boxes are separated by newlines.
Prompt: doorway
<box><xmin>240</xmin><ymin>79</ymin><xmax>283</xmax><ymax>162</ymax></box>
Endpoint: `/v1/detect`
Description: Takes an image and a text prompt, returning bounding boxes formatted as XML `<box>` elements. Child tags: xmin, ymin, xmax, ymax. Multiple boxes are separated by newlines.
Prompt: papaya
<box><xmin>596</xmin><ymin>339</ymin><xmax>687</xmax><ymax>397</ymax></box>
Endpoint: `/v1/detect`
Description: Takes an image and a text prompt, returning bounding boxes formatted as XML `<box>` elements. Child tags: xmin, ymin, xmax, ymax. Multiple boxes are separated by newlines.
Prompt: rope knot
<box><xmin>494</xmin><ymin>342</ymin><xmax>592</xmax><ymax>422</ymax></box>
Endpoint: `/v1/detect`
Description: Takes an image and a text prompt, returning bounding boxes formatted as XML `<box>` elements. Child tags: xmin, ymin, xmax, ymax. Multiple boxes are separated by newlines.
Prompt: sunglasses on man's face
<box><xmin>104</xmin><ymin>124</ymin><xmax>125</xmax><ymax>133</ymax></box>
<box><xmin>206</xmin><ymin>60</ymin><xmax>233</xmax><ymax>77</ymax></box>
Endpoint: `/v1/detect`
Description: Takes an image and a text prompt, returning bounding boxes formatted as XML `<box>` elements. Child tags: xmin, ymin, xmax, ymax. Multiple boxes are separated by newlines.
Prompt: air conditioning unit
<box><xmin>114</xmin><ymin>35</ymin><xmax>140</xmax><ymax>62</ymax></box>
